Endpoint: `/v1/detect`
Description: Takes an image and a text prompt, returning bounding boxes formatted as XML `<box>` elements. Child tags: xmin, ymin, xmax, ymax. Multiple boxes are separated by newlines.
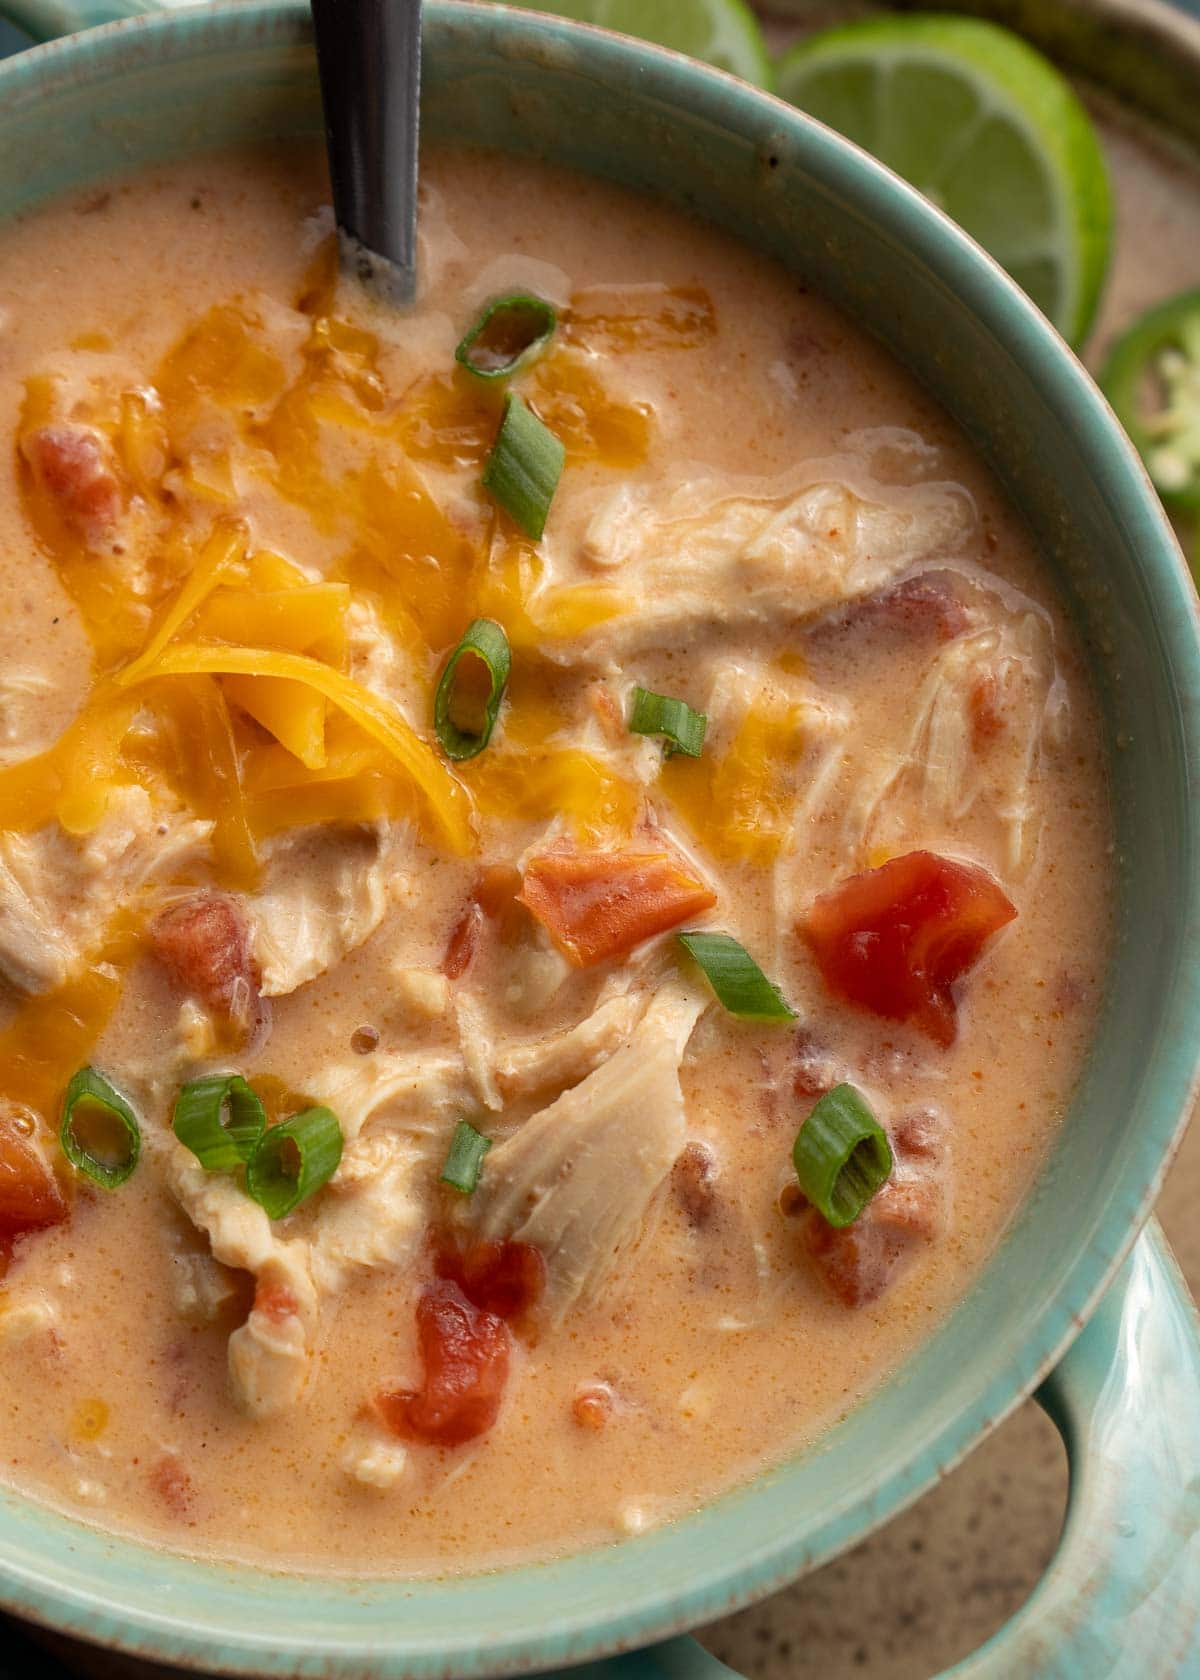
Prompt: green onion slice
<box><xmin>481</xmin><ymin>392</ymin><xmax>564</xmax><ymax>541</ymax></box>
<box><xmin>678</xmin><ymin>931</ymin><xmax>797</xmax><ymax>1023</ymax></box>
<box><xmin>440</xmin><ymin>1119</ymin><xmax>492</xmax><ymax>1194</ymax></box>
<box><xmin>173</xmin><ymin>1074</ymin><xmax>266</xmax><ymax>1171</ymax></box>
<box><xmin>793</xmin><ymin>1084</ymin><xmax>892</xmax><ymax>1229</ymax></box>
<box><xmin>455</xmin><ymin>292</ymin><xmax>557</xmax><ymax>380</ymax></box>
<box><xmin>245</xmin><ymin>1106</ymin><xmax>343</xmax><ymax>1220</ymax></box>
<box><xmin>434</xmin><ymin>617</ymin><xmax>512</xmax><ymax>761</ymax></box>
<box><xmin>629</xmin><ymin>686</ymin><xmax>708</xmax><ymax>757</ymax></box>
<box><xmin>60</xmin><ymin>1066</ymin><xmax>141</xmax><ymax>1190</ymax></box>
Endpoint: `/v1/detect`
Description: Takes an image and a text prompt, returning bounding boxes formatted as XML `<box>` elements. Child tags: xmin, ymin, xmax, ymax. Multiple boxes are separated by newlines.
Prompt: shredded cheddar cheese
<box><xmin>122</xmin><ymin>520</ymin><xmax>247</xmax><ymax>682</ymax></box>
<box><xmin>0</xmin><ymin>686</ymin><xmax>139</xmax><ymax>836</ymax></box>
<box><xmin>661</xmin><ymin>688</ymin><xmax>811</xmax><ymax>865</ymax></box>
<box><xmin>0</xmin><ymin>918</ymin><xmax>138</xmax><ymax>1118</ymax></box>
<box><xmin>119</xmin><ymin>643</ymin><xmax>474</xmax><ymax>854</ymax></box>
<box><xmin>464</xmin><ymin>748</ymin><xmax>638</xmax><ymax>843</ymax></box>
<box><xmin>4</xmin><ymin>257</ymin><xmax>682</xmax><ymax>908</ymax></box>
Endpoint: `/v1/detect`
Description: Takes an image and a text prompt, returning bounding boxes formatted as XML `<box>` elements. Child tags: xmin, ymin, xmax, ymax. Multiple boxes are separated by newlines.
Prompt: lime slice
<box><xmin>776</xmin><ymin>16</ymin><xmax>1111</xmax><ymax>346</ymax></box>
<box><xmin>494</xmin><ymin>0</ymin><xmax>772</xmax><ymax>88</ymax></box>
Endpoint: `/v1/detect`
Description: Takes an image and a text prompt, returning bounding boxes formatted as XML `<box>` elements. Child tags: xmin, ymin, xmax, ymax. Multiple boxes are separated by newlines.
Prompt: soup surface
<box><xmin>0</xmin><ymin>145</ymin><xmax>1109</xmax><ymax>1574</ymax></box>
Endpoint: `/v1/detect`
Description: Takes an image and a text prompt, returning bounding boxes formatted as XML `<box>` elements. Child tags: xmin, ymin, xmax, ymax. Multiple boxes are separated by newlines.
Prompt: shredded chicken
<box><xmin>490</xmin><ymin>990</ymin><xmax>646</xmax><ymax>1100</ymax></box>
<box><xmin>166</xmin><ymin>1155</ymin><xmax>315</xmax><ymax>1418</ymax></box>
<box><xmin>569</xmin><ymin>458</ymin><xmax>976</xmax><ymax>651</ymax></box>
<box><xmin>845</xmin><ymin>610</ymin><xmax>1060</xmax><ymax>872</ymax></box>
<box><xmin>168</xmin><ymin>1046</ymin><xmax>468</xmax><ymax>1417</ymax></box>
<box><xmin>229</xmin><ymin>1285</ymin><xmax>312</xmax><ymax>1420</ymax></box>
<box><xmin>340</xmin><ymin>1429</ymin><xmax>409</xmax><ymax>1490</ymax></box>
<box><xmin>251</xmin><ymin>822</ymin><xmax>411</xmax><ymax>996</ymax></box>
<box><xmin>455</xmin><ymin>992</ymin><xmax>503</xmax><ymax>1113</ymax></box>
<box><xmin>169</xmin><ymin>1250</ymin><xmax>246</xmax><ymax>1327</ymax></box>
<box><xmin>311</xmin><ymin>1049</ymin><xmax>467</xmax><ymax>1139</ymax></box>
<box><xmin>308</xmin><ymin>1131</ymin><xmax>428</xmax><ymax>1295</ymax></box>
<box><xmin>497</xmin><ymin>942</ymin><xmax>573</xmax><ymax>1021</ymax></box>
<box><xmin>0</xmin><ymin>670</ymin><xmax>52</xmax><ymax>754</ymax></box>
<box><xmin>0</xmin><ymin>787</ymin><xmax>210</xmax><ymax>995</ymax></box>
<box><xmin>0</xmin><ymin>1291</ymin><xmax>57</xmax><ymax>1346</ymax></box>
<box><xmin>389</xmin><ymin>965</ymin><xmax>451</xmax><ymax>1020</ymax></box>
<box><xmin>472</xmin><ymin>980</ymin><xmax>706</xmax><ymax>1322</ymax></box>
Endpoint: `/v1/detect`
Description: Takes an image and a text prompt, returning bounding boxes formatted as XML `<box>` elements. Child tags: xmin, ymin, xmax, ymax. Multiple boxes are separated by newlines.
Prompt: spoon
<box><xmin>310</xmin><ymin>0</ymin><xmax>423</xmax><ymax>306</ymax></box>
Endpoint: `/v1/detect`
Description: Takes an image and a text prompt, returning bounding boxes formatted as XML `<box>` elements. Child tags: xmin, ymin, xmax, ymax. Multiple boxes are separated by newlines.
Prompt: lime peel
<box><xmin>484</xmin><ymin>0</ymin><xmax>772</xmax><ymax>88</ymax></box>
<box><xmin>776</xmin><ymin>15</ymin><xmax>1112</xmax><ymax>347</ymax></box>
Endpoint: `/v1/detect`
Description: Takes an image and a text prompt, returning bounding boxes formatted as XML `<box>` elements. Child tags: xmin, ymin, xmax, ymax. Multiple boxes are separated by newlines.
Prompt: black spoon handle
<box><xmin>310</xmin><ymin>0</ymin><xmax>422</xmax><ymax>305</ymax></box>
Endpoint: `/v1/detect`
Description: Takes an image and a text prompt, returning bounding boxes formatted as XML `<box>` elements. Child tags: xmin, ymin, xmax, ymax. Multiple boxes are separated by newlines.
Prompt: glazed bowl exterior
<box><xmin>0</xmin><ymin>5</ymin><xmax>1197</xmax><ymax>1676</ymax></box>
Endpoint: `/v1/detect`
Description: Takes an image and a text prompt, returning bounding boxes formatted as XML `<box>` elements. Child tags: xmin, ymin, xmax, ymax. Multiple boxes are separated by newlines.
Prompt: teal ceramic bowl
<box><xmin>0</xmin><ymin>6</ymin><xmax>1198</xmax><ymax>1678</ymax></box>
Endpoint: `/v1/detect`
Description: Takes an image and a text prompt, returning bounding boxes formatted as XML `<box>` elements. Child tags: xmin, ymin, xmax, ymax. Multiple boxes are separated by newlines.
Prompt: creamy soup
<box><xmin>0</xmin><ymin>145</ymin><xmax>1109</xmax><ymax>1574</ymax></box>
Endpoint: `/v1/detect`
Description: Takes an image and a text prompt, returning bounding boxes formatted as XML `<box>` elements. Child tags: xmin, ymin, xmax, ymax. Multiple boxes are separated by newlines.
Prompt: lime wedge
<box><xmin>776</xmin><ymin>16</ymin><xmax>1112</xmax><ymax>346</ymax></box>
<box><xmin>494</xmin><ymin>0</ymin><xmax>772</xmax><ymax>88</ymax></box>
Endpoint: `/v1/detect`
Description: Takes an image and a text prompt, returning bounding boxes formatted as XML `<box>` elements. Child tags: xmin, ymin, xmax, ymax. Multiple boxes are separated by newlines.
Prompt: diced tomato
<box><xmin>572</xmin><ymin>1382</ymin><xmax>615</xmax><ymax>1431</ymax></box>
<box><xmin>890</xmin><ymin>1107</ymin><xmax>945</xmax><ymax>1161</ymax></box>
<box><xmin>148</xmin><ymin>1453</ymin><xmax>195</xmax><ymax>1519</ymax></box>
<box><xmin>441</xmin><ymin>865</ymin><xmax>526</xmax><ymax>980</ymax></box>
<box><xmin>436</xmin><ymin>1240</ymin><xmax>546</xmax><ymax>1323</ymax></box>
<box><xmin>587</xmin><ymin>682</ymin><xmax>626</xmax><ymax>746</ymax></box>
<box><xmin>441</xmin><ymin>902</ymin><xmax>482</xmax><ymax>980</ymax></box>
<box><xmin>21</xmin><ymin>424</ymin><xmax>123</xmax><ymax>542</ymax></box>
<box><xmin>969</xmin><ymin>674</ymin><xmax>1005</xmax><ymax>748</ymax></box>
<box><xmin>816</xmin><ymin>573</ymin><xmax>969</xmax><ymax>645</ymax></box>
<box><xmin>520</xmin><ymin>846</ymin><xmax>717</xmax><ymax>967</ymax></box>
<box><xmin>376</xmin><ymin>1280</ymin><xmax>511</xmax><ymax>1448</ymax></box>
<box><xmin>671</xmin><ymin>1142</ymin><xmax>717</xmax><ymax>1227</ymax></box>
<box><xmin>150</xmin><ymin>894</ymin><xmax>268</xmax><ymax>1047</ymax></box>
<box><xmin>253</xmin><ymin>1280</ymin><xmax>298</xmax><ymax>1324</ymax></box>
<box><xmin>475</xmin><ymin>864</ymin><xmax>524</xmax><ymax>938</ymax></box>
<box><xmin>0</xmin><ymin>1111</ymin><xmax>66</xmax><ymax>1264</ymax></box>
<box><xmin>800</xmin><ymin>851</ymin><xmax>1016</xmax><ymax>1045</ymax></box>
<box><xmin>791</xmin><ymin>1031</ymin><xmax>842</xmax><ymax>1101</ymax></box>
<box><xmin>801</xmin><ymin>1180</ymin><xmax>940</xmax><ymax>1308</ymax></box>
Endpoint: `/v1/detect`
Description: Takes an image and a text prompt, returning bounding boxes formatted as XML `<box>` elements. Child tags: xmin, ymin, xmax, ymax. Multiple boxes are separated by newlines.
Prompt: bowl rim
<box><xmin>1</xmin><ymin>2</ymin><xmax>1199</xmax><ymax>1675</ymax></box>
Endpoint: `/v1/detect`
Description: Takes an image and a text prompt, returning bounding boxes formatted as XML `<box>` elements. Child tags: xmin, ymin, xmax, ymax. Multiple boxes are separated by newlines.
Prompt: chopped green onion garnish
<box><xmin>677</xmin><ymin>930</ymin><xmax>797</xmax><ymax>1023</ymax></box>
<box><xmin>793</xmin><ymin>1084</ymin><xmax>892</xmax><ymax>1229</ymax></box>
<box><xmin>173</xmin><ymin>1074</ymin><xmax>266</xmax><ymax>1172</ymax></box>
<box><xmin>434</xmin><ymin>617</ymin><xmax>512</xmax><ymax>761</ymax></box>
<box><xmin>455</xmin><ymin>292</ymin><xmax>557</xmax><ymax>380</ymax></box>
<box><xmin>245</xmin><ymin>1106</ymin><xmax>343</xmax><ymax>1220</ymax></box>
<box><xmin>481</xmin><ymin>392</ymin><xmax>564</xmax><ymax>541</ymax></box>
<box><xmin>60</xmin><ymin>1066</ymin><xmax>140</xmax><ymax>1190</ymax></box>
<box><xmin>440</xmin><ymin>1119</ymin><xmax>492</xmax><ymax>1194</ymax></box>
<box><xmin>629</xmin><ymin>686</ymin><xmax>708</xmax><ymax>758</ymax></box>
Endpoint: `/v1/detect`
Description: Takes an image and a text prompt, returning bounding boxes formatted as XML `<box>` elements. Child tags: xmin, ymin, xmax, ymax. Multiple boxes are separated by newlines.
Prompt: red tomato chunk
<box><xmin>148</xmin><ymin>1453</ymin><xmax>195</xmax><ymax>1519</ymax></box>
<box><xmin>21</xmin><ymin>424</ymin><xmax>123</xmax><ymax>541</ymax></box>
<box><xmin>817</xmin><ymin>572</ymin><xmax>969</xmax><ymax>645</ymax></box>
<box><xmin>436</xmin><ymin>1240</ymin><xmax>545</xmax><ymax>1323</ymax></box>
<box><xmin>150</xmin><ymin>893</ymin><xmax>267</xmax><ymax>1044</ymax></box>
<box><xmin>253</xmin><ymin>1280</ymin><xmax>299</xmax><ymax>1325</ymax></box>
<box><xmin>0</xmin><ymin>1111</ymin><xmax>66</xmax><ymax>1273</ymax></box>
<box><xmin>800</xmin><ymin>850</ymin><xmax>1016</xmax><ymax>1046</ymax></box>
<box><xmin>441</xmin><ymin>866</ymin><xmax>525</xmax><ymax>980</ymax></box>
<box><xmin>802</xmin><ymin>1179</ymin><xmax>940</xmax><ymax>1307</ymax></box>
<box><xmin>441</xmin><ymin>902</ymin><xmax>482</xmax><ymax>980</ymax></box>
<box><xmin>520</xmin><ymin>847</ymin><xmax>716</xmax><ymax>967</ymax></box>
<box><xmin>377</xmin><ymin>1281</ymin><xmax>511</xmax><ymax>1448</ymax></box>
